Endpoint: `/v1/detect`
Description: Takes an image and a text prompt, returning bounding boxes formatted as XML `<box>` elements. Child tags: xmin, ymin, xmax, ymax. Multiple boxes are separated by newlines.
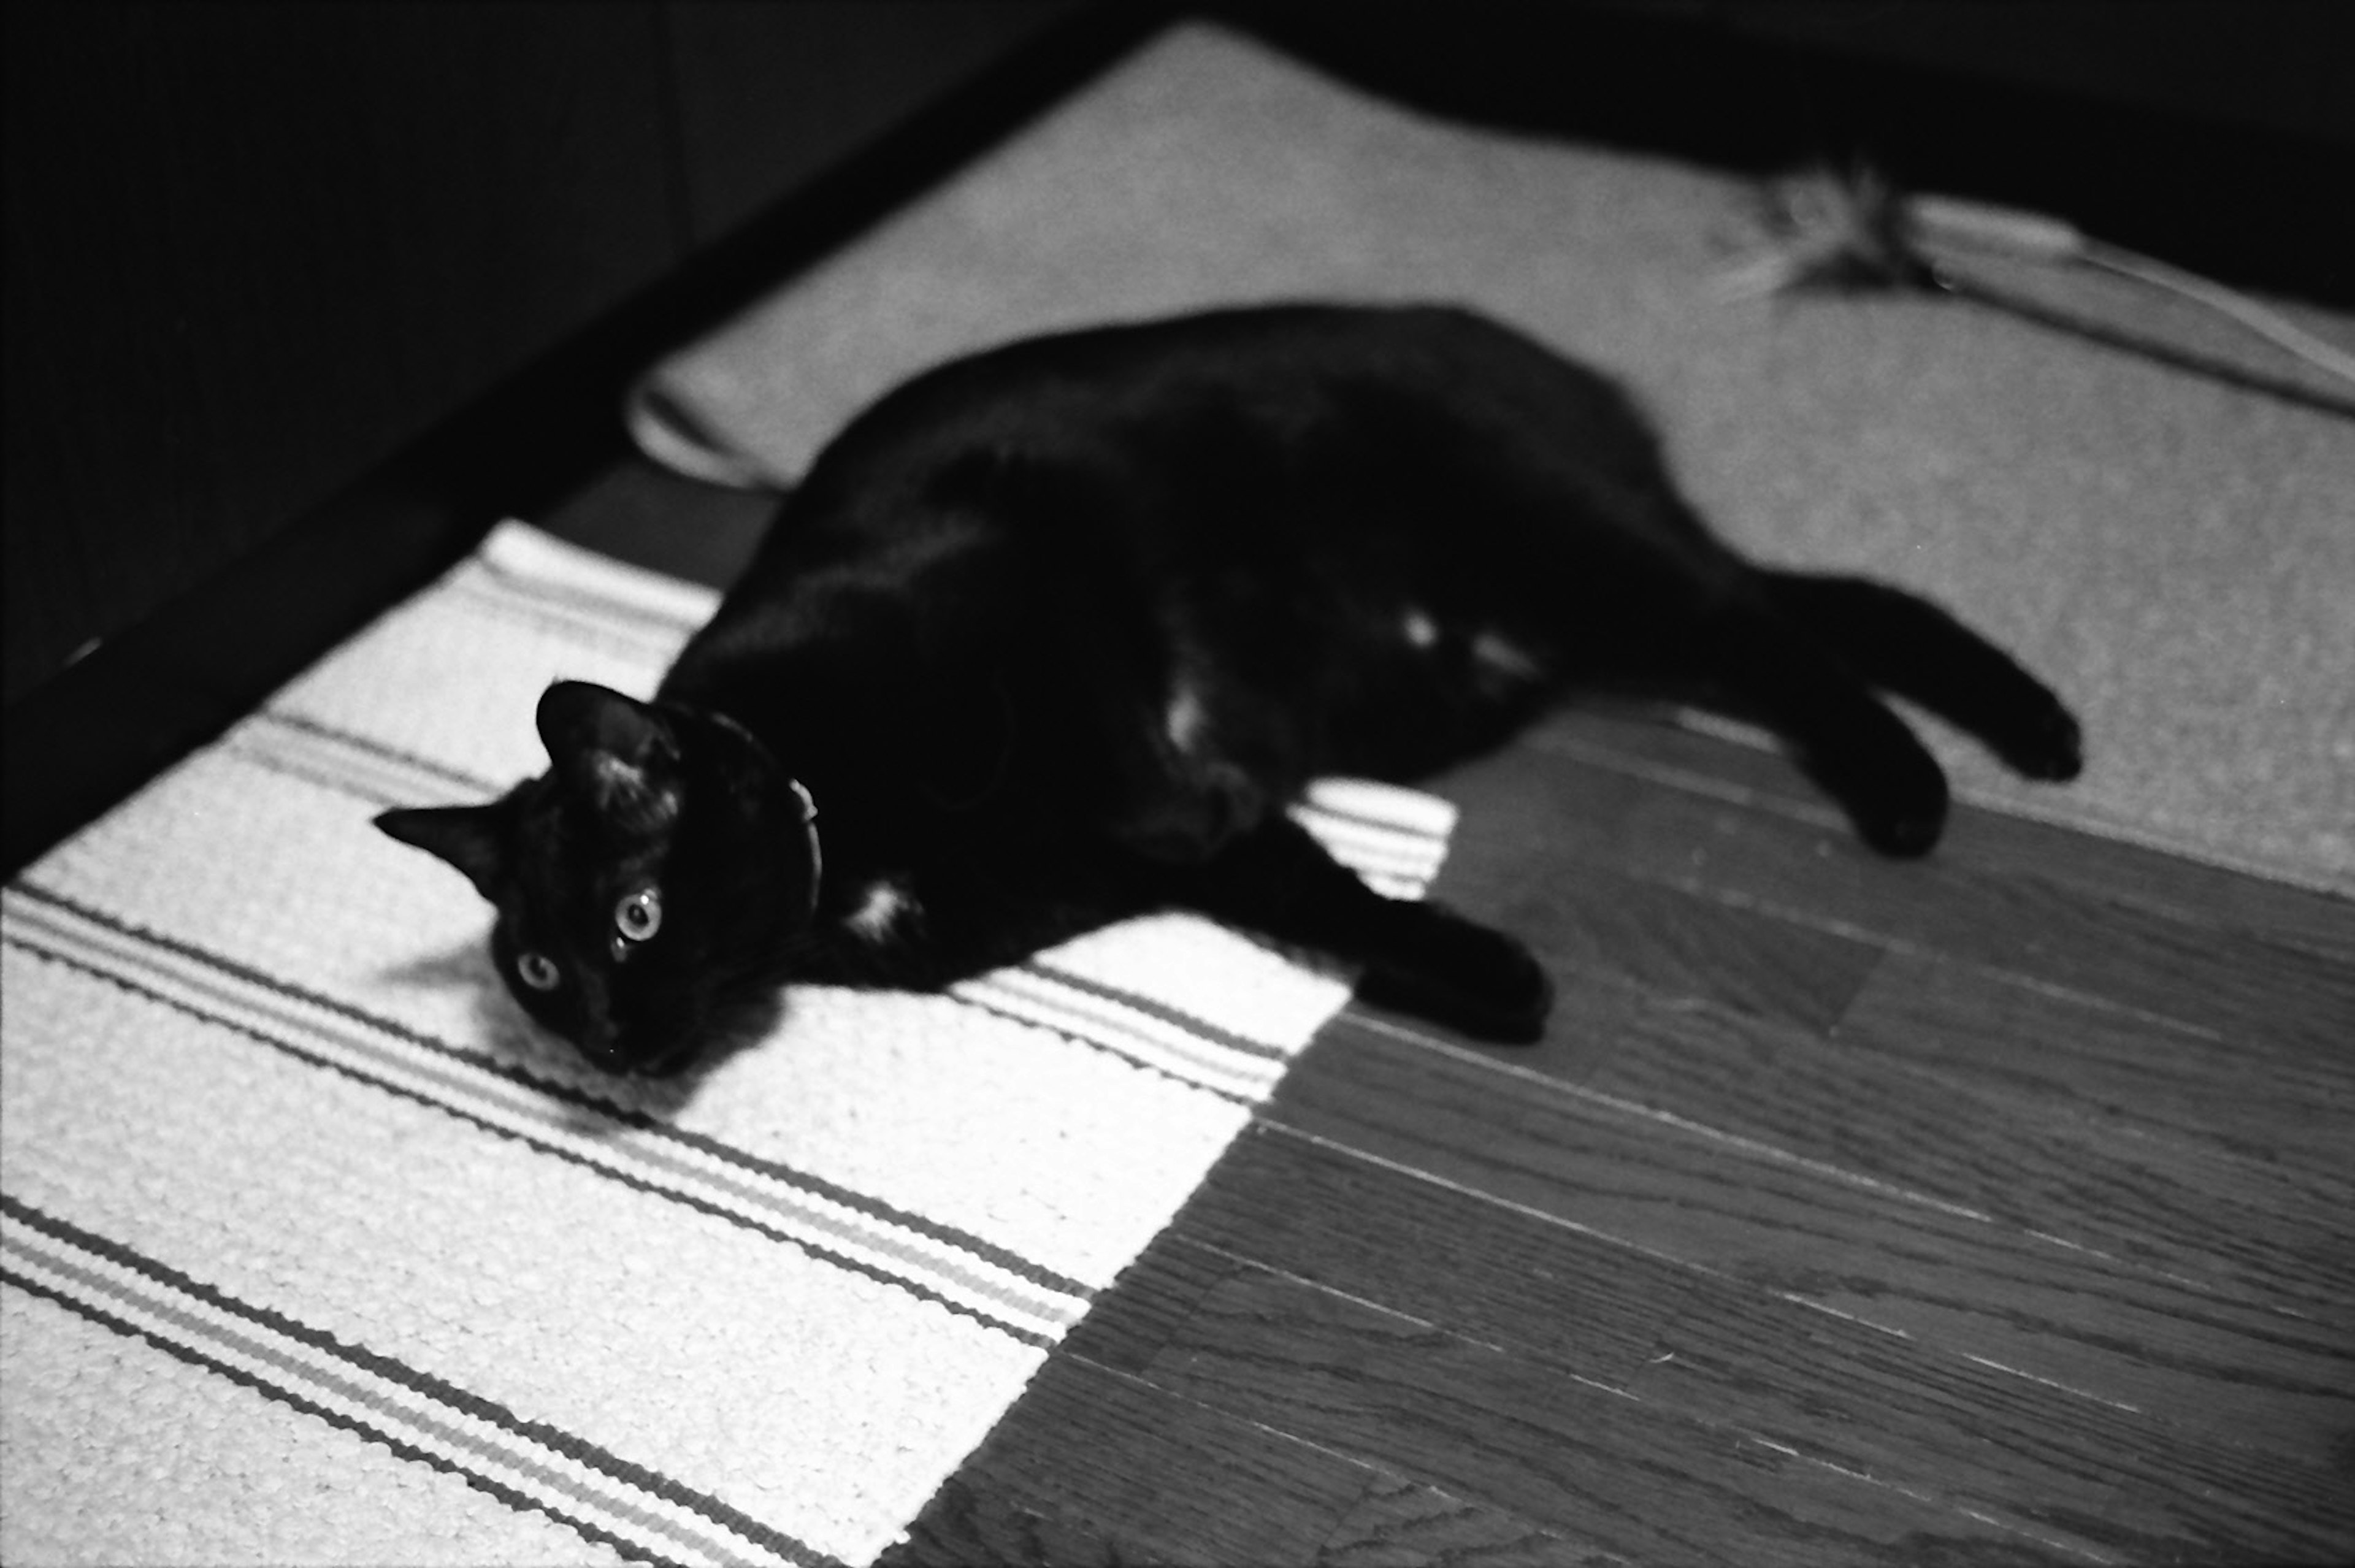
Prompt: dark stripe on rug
<box><xmin>1024</xmin><ymin>958</ymin><xmax>1290</xmax><ymax>1061</ymax></box>
<box><xmin>121</xmin><ymin>721</ymin><xmax>1300</xmax><ymax>1112</ymax></box>
<box><xmin>952</xmin><ymin>989</ymin><xmax>1255</xmax><ymax>1107</ymax></box>
<box><xmin>472</xmin><ymin>551</ymin><xmax>709</xmax><ymax>637</ymax></box>
<box><xmin>444</xmin><ymin>576</ymin><xmax>685</xmax><ymax>662</ymax></box>
<box><xmin>258</xmin><ymin>707</ymin><xmax>505</xmax><ymax>795</ymax></box>
<box><xmin>0</xmin><ymin>1267</ymin><xmax>718</xmax><ymax>1568</ymax></box>
<box><xmin>643</xmin><ymin>1114</ymin><xmax>1092</xmax><ymax>1302</ymax></box>
<box><xmin>1</xmin><ymin>933</ymin><xmax>1057</xmax><ymax>1353</ymax></box>
<box><xmin>8</xmin><ymin>879</ymin><xmax>1088</xmax><ymax>1306</ymax></box>
<box><xmin>218</xmin><ymin>739</ymin><xmax>412</xmax><ymax>809</ymax></box>
<box><xmin>2</xmin><ymin>1194</ymin><xmax>838</xmax><ymax>1567</ymax></box>
<box><xmin>2</xmin><ymin>1232</ymin><xmax>761</xmax><ymax>1565</ymax></box>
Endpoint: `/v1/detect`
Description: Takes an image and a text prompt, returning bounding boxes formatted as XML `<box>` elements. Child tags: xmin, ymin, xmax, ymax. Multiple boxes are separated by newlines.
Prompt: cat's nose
<box><xmin>575</xmin><ymin>1014</ymin><xmax>630</xmax><ymax>1073</ymax></box>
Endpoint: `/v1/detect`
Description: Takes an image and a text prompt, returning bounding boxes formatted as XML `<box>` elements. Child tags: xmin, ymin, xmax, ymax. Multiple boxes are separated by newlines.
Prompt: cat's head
<box><xmin>375</xmin><ymin>681</ymin><xmax>819</xmax><ymax>1076</ymax></box>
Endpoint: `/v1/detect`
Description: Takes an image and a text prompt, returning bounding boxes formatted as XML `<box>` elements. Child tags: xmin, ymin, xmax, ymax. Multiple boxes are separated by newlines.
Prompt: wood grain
<box><xmin>1524</xmin><ymin>709</ymin><xmax>2355</xmax><ymax>966</ymax></box>
<box><xmin>1276</xmin><ymin>1019</ymin><xmax>2354</xmax><ymax>1463</ymax></box>
<box><xmin>1143</xmin><ymin>1264</ymin><xmax>2081</xmax><ymax>1567</ymax></box>
<box><xmin>1466</xmin><ymin>856</ymin><xmax>1886</xmax><ymax>1038</ymax></box>
<box><xmin>1310</xmin><ymin>1475</ymin><xmax>1607</xmax><ymax>1568</ymax></box>
<box><xmin>889</xmin><ymin>708</ymin><xmax>2354</xmax><ymax>1566</ymax></box>
<box><xmin>1478</xmin><ymin>966</ymin><xmax>2353</xmax><ymax>1313</ymax></box>
<box><xmin>879</xmin><ymin>1351</ymin><xmax>1377</xmax><ymax>1567</ymax></box>
<box><xmin>1840</xmin><ymin>952</ymin><xmax>2354</xmax><ymax>1178</ymax></box>
<box><xmin>1173</xmin><ymin>1130</ymin><xmax>2349</xmax><ymax>1564</ymax></box>
<box><xmin>1453</xmin><ymin>732</ymin><xmax>2354</xmax><ymax>1057</ymax></box>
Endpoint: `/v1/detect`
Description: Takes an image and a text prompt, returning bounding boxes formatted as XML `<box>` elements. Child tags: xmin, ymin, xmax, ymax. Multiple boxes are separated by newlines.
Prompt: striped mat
<box><xmin>0</xmin><ymin>521</ymin><xmax>1456</xmax><ymax>1567</ymax></box>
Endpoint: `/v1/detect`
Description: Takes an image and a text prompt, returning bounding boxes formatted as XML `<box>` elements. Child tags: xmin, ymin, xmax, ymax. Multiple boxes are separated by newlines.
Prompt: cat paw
<box><xmin>1358</xmin><ymin>907</ymin><xmax>1553</xmax><ymax>1044</ymax></box>
<box><xmin>1847</xmin><ymin>753</ymin><xmax>1950</xmax><ymax>859</ymax></box>
<box><xmin>2003</xmin><ymin>703</ymin><xmax>2084</xmax><ymax>782</ymax></box>
<box><xmin>1859</xmin><ymin>805</ymin><xmax>1943</xmax><ymax>859</ymax></box>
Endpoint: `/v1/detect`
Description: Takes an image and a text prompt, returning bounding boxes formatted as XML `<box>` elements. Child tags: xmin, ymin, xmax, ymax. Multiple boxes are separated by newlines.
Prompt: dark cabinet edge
<box><xmin>1</xmin><ymin>1</ymin><xmax>1168</xmax><ymax>880</ymax></box>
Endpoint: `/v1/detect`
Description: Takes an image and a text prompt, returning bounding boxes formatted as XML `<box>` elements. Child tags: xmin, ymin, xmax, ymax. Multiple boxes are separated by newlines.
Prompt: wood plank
<box><xmin>1411</xmin><ymin>788</ymin><xmax>2351</xmax><ymax>1305</ymax></box>
<box><xmin>880</xmin><ymin>1350</ymin><xmax>1377</xmax><ymax>1567</ymax></box>
<box><xmin>1274</xmin><ymin>1020</ymin><xmax>2355</xmax><ymax>1463</ymax></box>
<box><xmin>1837</xmin><ymin>950</ymin><xmax>2355</xmax><ymax>1184</ymax></box>
<box><xmin>1309</xmin><ymin>1474</ymin><xmax>1612</xmax><ymax>1567</ymax></box>
<box><xmin>1522</xmin><ymin>708</ymin><xmax>2355</xmax><ymax>966</ymax></box>
<box><xmin>1438</xmin><ymin>741</ymin><xmax>2354</xmax><ymax>1057</ymax></box>
<box><xmin>1433</xmin><ymin>851</ymin><xmax>1882</xmax><ymax>1039</ymax></box>
<box><xmin>1051</xmin><ymin>1235</ymin><xmax>1668</xmax><ymax>1565</ymax></box>
<box><xmin>1170</xmin><ymin>1127</ymin><xmax>2354</xmax><ymax>1564</ymax></box>
<box><xmin>1452</xmin><ymin>968</ymin><xmax>2355</xmax><ymax>1314</ymax></box>
<box><xmin>1055</xmin><ymin>1228</ymin><xmax>1239</xmax><ymax>1377</ymax></box>
<box><xmin>1135</xmin><ymin>1262</ymin><xmax>2095</xmax><ymax>1566</ymax></box>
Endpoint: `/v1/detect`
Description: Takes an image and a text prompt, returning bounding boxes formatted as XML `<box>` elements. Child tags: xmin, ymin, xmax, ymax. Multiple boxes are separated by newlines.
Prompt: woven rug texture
<box><xmin>0</xmin><ymin>524</ymin><xmax>1453</xmax><ymax>1566</ymax></box>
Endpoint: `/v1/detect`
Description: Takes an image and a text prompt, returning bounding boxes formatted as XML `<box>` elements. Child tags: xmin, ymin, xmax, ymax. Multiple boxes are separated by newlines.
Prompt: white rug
<box><xmin>0</xmin><ymin>522</ymin><xmax>1455</xmax><ymax>1566</ymax></box>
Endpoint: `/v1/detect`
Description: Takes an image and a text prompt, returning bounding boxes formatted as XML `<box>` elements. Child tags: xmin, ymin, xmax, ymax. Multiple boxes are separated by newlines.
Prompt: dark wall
<box><xmin>1612</xmin><ymin>0</ymin><xmax>2351</xmax><ymax>145</ymax></box>
<box><xmin>1223</xmin><ymin>1</ymin><xmax>2353</xmax><ymax>313</ymax></box>
<box><xmin>3</xmin><ymin>1</ymin><xmax>1080</xmax><ymax>706</ymax></box>
<box><xmin>1686</xmin><ymin>0</ymin><xmax>2345</xmax><ymax>146</ymax></box>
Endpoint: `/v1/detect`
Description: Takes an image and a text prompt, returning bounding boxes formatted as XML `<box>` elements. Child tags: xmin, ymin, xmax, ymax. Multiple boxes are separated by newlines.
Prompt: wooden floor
<box><xmin>545</xmin><ymin>463</ymin><xmax>2354</xmax><ymax>1567</ymax></box>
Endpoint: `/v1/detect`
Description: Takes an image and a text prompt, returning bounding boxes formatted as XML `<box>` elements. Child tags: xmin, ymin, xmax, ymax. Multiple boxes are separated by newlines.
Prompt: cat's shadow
<box><xmin>373</xmin><ymin>937</ymin><xmax>783</xmax><ymax>1129</ymax></box>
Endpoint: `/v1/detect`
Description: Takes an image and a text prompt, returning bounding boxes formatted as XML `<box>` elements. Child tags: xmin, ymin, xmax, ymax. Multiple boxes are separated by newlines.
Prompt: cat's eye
<box><xmin>516</xmin><ymin>951</ymin><xmax>561</xmax><ymax>991</ymax></box>
<box><xmin>615</xmin><ymin>887</ymin><xmax>662</xmax><ymax>942</ymax></box>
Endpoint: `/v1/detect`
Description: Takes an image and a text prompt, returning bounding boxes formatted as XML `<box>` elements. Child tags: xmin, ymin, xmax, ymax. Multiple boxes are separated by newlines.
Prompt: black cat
<box><xmin>378</xmin><ymin>304</ymin><xmax>2080</xmax><ymax>1075</ymax></box>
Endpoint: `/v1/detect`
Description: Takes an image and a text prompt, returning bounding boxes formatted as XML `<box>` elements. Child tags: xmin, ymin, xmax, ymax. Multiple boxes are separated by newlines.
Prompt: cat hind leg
<box><xmin>1157</xmin><ymin>816</ymin><xmax>1552</xmax><ymax>1042</ymax></box>
<box><xmin>1696</xmin><ymin>595</ymin><xmax>1955</xmax><ymax>857</ymax></box>
<box><xmin>1761</xmin><ymin>572</ymin><xmax>2083</xmax><ymax>782</ymax></box>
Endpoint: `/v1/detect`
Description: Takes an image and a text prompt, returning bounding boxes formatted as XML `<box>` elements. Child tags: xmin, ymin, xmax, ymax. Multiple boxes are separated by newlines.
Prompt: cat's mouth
<box><xmin>616</xmin><ymin>1041</ymin><xmax>701</xmax><ymax>1078</ymax></box>
<box><xmin>569</xmin><ymin>1031</ymin><xmax>699</xmax><ymax>1079</ymax></box>
<box><xmin>569</xmin><ymin>1008</ymin><xmax>697</xmax><ymax>1077</ymax></box>
<box><xmin>574</xmin><ymin>986</ymin><xmax>784</xmax><ymax>1079</ymax></box>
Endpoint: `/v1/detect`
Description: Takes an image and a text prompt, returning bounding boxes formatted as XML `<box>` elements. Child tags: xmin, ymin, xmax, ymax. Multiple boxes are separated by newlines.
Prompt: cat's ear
<box><xmin>536</xmin><ymin>680</ymin><xmax>681</xmax><ymax>832</ymax></box>
<box><xmin>375</xmin><ymin>805</ymin><xmax>508</xmax><ymax>900</ymax></box>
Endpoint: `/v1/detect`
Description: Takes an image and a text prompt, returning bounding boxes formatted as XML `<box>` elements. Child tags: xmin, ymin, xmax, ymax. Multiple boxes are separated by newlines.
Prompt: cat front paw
<box><xmin>1829</xmin><ymin>736</ymin><xmax>1950</xmax><ymax>859</ymax></box>
<box><xmin>1358</xmin><ymin>906</ymin><xmax>1553</xmax><ymax>1044</ymax></box>
<box><xmin>1857</xmin><ymin>802</ymin><xmax>1944</xmax><ymax>858</ymax></box>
